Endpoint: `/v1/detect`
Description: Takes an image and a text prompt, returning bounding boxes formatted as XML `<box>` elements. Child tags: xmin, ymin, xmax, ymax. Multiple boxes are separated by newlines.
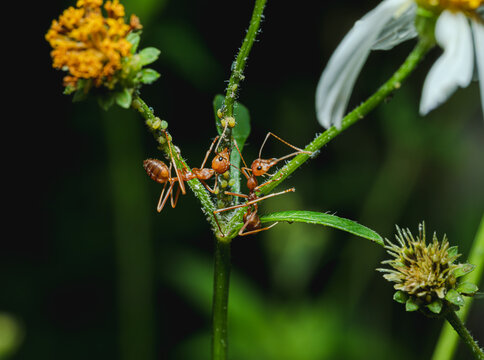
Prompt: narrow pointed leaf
<box><xmin>406</xmin><ymin>297</ymin><xmax>420</xmax><ymax>312</ymax></box>
<box><xmin>139</xmin><ymin>68</ymin><xmax>160</xmax><ymax>84</ymax></box>
<box><xmin>115</xmin><ymin>89</ymin><xmax>132</xmax><ymax>109</ymax></box>
<box><xmin>259</xmin><ymin>211</ymin><xmax>383</xmax><ymax>245</ymax></box>
<box><xmin>393</xmin><ymin>290</ymin><xmax>408</xmax><ymax>304</ymax></box>
<box><xmin>427</xmin><ymin>299</ymin><xmax>443</xmax><ymax>314</ymax></box>
<box><xmin>445</xmin><ymin>289</ymin><xmax>465</xmax><ymax>306</ymax></box>
<box><xmin>138</xmin><ymin>47</ymin><xmax>161</xmax><ymax>66</ymax></box>
<box><xmin>127</xmin><ymin>32</ymin><xmax>141</xmax><ymax>54</ymax></box>
<box><xmin>453</xmin><ymin>263</ymin><xmax>476</xmax><ymax>278</ymax></box>
<box><xmin>456</xmin><ymin>282</ymin><xmax>478</xmax><ymax>295</ymax></box>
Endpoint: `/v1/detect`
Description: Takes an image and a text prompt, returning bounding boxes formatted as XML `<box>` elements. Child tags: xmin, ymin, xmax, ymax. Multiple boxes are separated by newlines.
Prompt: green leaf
<box><xmin>427</xmin><ymin>299</ymin><xmax>443</xmax><ymax>314</ymax></box>
<box><xmin>456</xmin><ymin>282</ymin><xmax>479</xmax><ymax>295</ymax></box>
<box><xmin>98</xmin><ymin>93</ymin><xmax>115</xmax><ymax>111</ymax></box>
<box><xmin>453</xmin><ymin>263</ymin><xmax>476</xmax><ymax>278</ymax></box>
<box><xmin>139</xmin><ymin>68</ymin><xmax>160</xmax><ymax>84</ymax></box>
<box><xmin>115</xmin><ymin>89</ymin><xmax>132</xmax><ymax>109</ymax></box>
<box><xmin>127</xmin><ymin>32</ymin><xmax>141</xmax><ymax>54</ymax></box>
<box><xmin>138</xmin><ymin>47</ymin><xmax>161</xmax><ymax>66</ymax></box>
<box><xmin>63</xmin><ymin>84</ymin><xmax>76</xmax><ymax>95</ymax></box>
<box><xmin>405</xmin><ymin>297</ymin><xmax>419</xmax><ymax>312</ymax></box>
<box><xmin>445</xmin><ymin>289</ymin><xmax>465</xmax><ymax>306</ymax></box>
<box><xmin>393</xmin><ymin>291</ymin><xmax>408</xmax><ymax>304</ymax></box>
<box><xmin>259</xmin><ymin>211</ymin><xmax>384</xmax><ymax>245</ymax></box>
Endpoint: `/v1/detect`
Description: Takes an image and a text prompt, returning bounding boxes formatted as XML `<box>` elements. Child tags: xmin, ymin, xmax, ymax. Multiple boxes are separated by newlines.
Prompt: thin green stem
<box><xmin>212</xmin><ymin>239</ymin><xmax>231</xmax><ymax>360</ymax></box>
<box><xmin>432</xmin><ymin>214</ymin><xmax>484</xmax><ymax>360</ymax></box>
<box><xmin>260</xmin><ymin>39</ymin><xmax>433</xmax><ymax>195</ymax></box>
<box><xmin>444</xmin><ymin>310</ymin><xmax>484</xmax><ymax>360</ymax></box>
<box><xmin>223</xmin><ymin>0</ymin><xmax>267</xmax><ymax>119</ymax></box>
<box><xmin>216</xmin><ymin>0</ymin><xmax>267</xmax><ymax>210</ymax></box>
<box><xmin>224</xmin><ymin>39</ymin><xmax>434</xmax><ymax>236</ymax></box>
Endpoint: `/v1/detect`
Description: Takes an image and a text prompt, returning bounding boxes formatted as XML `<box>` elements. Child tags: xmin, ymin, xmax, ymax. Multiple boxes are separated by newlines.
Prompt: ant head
<box><xmin>251</xmin><ymin>158</ymin><xmax>276</xmax><ymax>177</ymax></box>
<box><xmin>212</xmin><ymin>148</ymin><xmax>231</xmax><ymax>174</ymax></box>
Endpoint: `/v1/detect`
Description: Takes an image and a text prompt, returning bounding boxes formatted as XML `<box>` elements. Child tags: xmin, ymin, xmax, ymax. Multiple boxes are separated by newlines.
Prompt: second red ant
<box><xmin>214</xmin><ymin>132</ymin><xmax>312</xmax><ymax>236</ymax></box>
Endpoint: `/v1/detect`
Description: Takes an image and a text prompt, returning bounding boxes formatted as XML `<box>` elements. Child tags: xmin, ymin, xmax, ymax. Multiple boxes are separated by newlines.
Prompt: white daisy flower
<box><xmin>315</xmin><ymin>0</ymin><xmax>484</xmax><ymax>129</ymax></box>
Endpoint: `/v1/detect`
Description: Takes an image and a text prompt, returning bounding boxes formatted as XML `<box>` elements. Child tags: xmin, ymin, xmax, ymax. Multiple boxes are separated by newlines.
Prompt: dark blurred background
<box><xmin>3</xmin><ymin>0</ymin><xmax>483</xmax><ymax>359</ymax></box>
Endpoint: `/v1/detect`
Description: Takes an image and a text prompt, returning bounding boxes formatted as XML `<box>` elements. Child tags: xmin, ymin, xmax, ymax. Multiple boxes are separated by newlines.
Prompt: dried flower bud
<box><xmin>378</xmin><ymin>222</ymin><xmax>478</xmax><ymax>316</ymax></box>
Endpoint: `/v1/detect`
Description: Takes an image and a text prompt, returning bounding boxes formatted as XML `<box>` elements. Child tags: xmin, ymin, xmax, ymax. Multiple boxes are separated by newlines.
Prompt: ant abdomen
<box><xmin>143</xmin><ymin>158</ymin><xmax>170</xmax><ymax>184</ymax></box>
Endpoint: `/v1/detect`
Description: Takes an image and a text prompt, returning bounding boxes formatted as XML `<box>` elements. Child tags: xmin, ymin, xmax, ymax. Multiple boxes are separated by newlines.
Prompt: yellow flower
<box><xmin>416</xmin><ymin>0</ymin><xmax>483</xmax><ymax>17</ymax></box>
<box><xmin>45</xmin><ymin>0</ymin><xmax>137</xmax><ymax>88</ymax></box>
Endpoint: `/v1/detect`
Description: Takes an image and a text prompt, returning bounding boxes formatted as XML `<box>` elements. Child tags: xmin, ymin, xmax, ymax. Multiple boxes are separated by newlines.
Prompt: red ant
<box><xmin>143</xmin><ymin>133</ymin><xmax>231</xmax><ymax>212</ymax></box>
<box><xmin>213</xmin><ymin>132</ymin><xmax>312</xmax><ymax>236</ymax></box>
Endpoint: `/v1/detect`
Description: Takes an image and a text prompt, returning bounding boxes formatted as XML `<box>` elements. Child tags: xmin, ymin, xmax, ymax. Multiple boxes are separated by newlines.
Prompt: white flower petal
<box><xmin>315</xmin><ymin>0</ymin><xmax>409</xmax><ymax>129</ymax></box>
<box><xmin>471</xmin><ymin>19</ymin><xmax>484</xmax><ymax>116</ymax></box>
<box><xmin>372</xmin><ymin>2</ymin><xmax>417</xmax><ymax>50</ymax></box>
<box><xmin>419</xmin><ymin>11</ymin><xmax>474</xmax><ymax>115</ymax></box>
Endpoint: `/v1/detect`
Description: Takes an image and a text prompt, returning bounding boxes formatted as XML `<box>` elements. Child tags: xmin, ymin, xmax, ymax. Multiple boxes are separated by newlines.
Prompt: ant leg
<box><xmin>215</xmin><ymin>121</ymin><xmax>229</xmax><ymax>152</ymax></box>
<box><xmin>212</xmin><ymin>212</ymin><xmax>225</xmax><ymax>237</ymax></box>
<box><xmin>157</xmin><ymin>180</ymin><xmax>176</xmax><ymax>212</ymax></box>
<box><xmin>253</xmin><ymin>172</ymin><xmax>286</xmax><ymax>192</ymax></box>
<box><xmin>200</xmin><ymin>136</ymin><xmax>219</xmax><ymax>169</ymax></box>
<box><xmin>239</xmin><ymin>222</ymin><xmax>279</xmax><ymax>236</ymax></box>
<box><xmin>243</xmin><ymin>188</ymin><xmax>295</xmax><ymax>207</ymax></box>
<box><xmin>215</xmin><ymin>188</ymin><xmax>293</xmax><ymax>215</ymax></box>
<box><xmin>171</xmin><ymin>183</ymin><xmax>181</xmax><ymax>208</ymax></box>
<box><xmin>155</xmin><ymin>180</ymin><xmax>169</xmax><ymax>211</ymax></box>
<box><xmin>164</xmin><ymin>130</ymin><xmax>186</xmax><ymax>195</ymax></box>
<box><xmin>232</xmin><ymin>140</ymin><xmax>250</xmax><ymax>174</ymax></box>
<box><xmin>213</xmin><ymin>202</ymin><xmax>249</xmax><ymax>214</ymax></box>
<box><xmin>223</xmin><ymin>191</ymin><xmax>249</xmax><ymax>199</ymax></box>
<box><xmin>200</xmin><ymin>179</ymin><xmax>217</xmax><ymax>194</ymax></box>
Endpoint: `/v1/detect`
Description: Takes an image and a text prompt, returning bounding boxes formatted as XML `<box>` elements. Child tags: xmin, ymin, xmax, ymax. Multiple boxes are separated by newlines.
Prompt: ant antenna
<box><xmin>258</xmin><ymin>132</ymin><xmax>311</xmax><ymax>159</ymax></box>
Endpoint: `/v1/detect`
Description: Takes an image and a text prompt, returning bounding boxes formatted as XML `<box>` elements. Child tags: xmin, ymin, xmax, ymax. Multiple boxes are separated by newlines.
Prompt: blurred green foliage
<box><xmin>6</xmin><ymin>0</ymin><xmax>483</xmax><ymax>359</ymax></box>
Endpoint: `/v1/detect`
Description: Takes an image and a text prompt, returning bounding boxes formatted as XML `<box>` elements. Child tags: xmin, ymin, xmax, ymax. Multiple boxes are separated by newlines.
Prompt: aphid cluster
<box><xmin>143</xmin><ymin>119</ymin><xmax>311</xmax><ymax>236</ymax></box>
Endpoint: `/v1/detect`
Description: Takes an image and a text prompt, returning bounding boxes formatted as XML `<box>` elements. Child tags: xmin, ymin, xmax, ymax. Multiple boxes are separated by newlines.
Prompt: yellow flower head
<box><xmin>415</xmin><ymin>0</ymin><xmax>484</xmax><ymax>16</ymax></box>
<box><xmin>46</xmin><ymin>0</ymin><xmax>140</xmax><ymax>88</ymax></box>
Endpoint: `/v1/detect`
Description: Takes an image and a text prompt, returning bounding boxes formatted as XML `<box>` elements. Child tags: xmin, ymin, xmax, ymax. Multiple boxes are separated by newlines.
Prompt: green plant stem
<box><xmin>104</xmin><ymin>108</ymin><xmax>155</xmax><ymax>360</ymax></box>
<box><xmin>223</xmin><ymin>0</ymin><xmax>266</xmax><ymax>119</ymax></box>
<box><xmin>444</xmin><ymin>310</ymin><xmax>484</xmax><ymax>360</ymax></box>
<box><xmin>224</xmin><ymin>39</ymin><xmax>434</xmax><ymax>236</ymax></box>
<box><xmin>217</xmin><ymin>0</ymin><xmax>267</xmax><ymax>210</ymax></box>
<box><xmin>432</xmin><ymin>214</ymin><xmax>484</xmax><ymax>360</ymax></box>
<box><xmin>212</xmin><ymin>239</ymin><xmax>231</xmax><ymax>360</ymax></box>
